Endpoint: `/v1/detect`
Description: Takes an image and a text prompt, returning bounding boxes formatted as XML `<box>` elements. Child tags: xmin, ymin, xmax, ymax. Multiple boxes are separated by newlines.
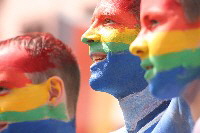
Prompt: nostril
<box><xmin>87</xmin><ymin>40</ymin><xmax>95</xmax><ymax>43</ymax></box>
<box><xmin>136</xmin><ymin>50</ymin><xmax>144</xmax><ymax>55</ymax></box>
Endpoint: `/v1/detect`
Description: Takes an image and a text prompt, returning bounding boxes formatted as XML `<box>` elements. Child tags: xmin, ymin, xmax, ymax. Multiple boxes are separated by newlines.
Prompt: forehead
<box><xmin>0</xmin><ymin>44</ymin><xmax>55</xmax><ymax>73</ymax></box>
<box><xmin>141</xmin><ymin>0</ymin><xmax>180</xmax><ymax>13</ymax></box>
<box><xmin>94</xmin><ymin>0</ymin><xmax>134</xmax><ymax>16</ymax></box>
<box><xmin>0</xmin><ymin>68</ymin><xmax>31</xmax><ymax>88</ymax></box>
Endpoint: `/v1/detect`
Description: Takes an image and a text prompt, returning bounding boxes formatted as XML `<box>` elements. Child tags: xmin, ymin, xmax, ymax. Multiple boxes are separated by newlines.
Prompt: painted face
<box><xmin>0</xmin><ymin>45</ymin><xmax>68</xmax><ymax>132</ymax></box>
<box><xmin>130</xmin><ymin>0</ymin><xmax>200</xmax><ymax>99</ymax></box>
<box><xmin>81</xmin><ymin>0</ymin><xmax>147</xmax><ymax>98</ymax></box>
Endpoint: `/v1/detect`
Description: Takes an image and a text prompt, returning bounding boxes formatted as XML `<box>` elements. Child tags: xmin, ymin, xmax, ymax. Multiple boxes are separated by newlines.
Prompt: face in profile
<box><xmin>0</xmin><ymin>44</ymin><xmax>68</xmax><ymax>132</ymax></box>
<box><xmin>81</xmin><ymin>0</ymin><xmax>147</xmax><ymax>98</ymax></box>
<box><xmin>130</xmin><ymin>0</ymin><xmax>200</xmax><ymax>99</ymax></box>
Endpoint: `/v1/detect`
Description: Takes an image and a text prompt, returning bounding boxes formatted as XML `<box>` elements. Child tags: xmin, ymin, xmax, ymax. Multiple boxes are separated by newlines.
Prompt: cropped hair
<box><xmin>0</xmin><ymin>32</ymin><xmax>80</xmax><ymax>119</ymax></box>
<box><xmin>130</xmin><ymin>0</ymin><xmax>141</xmax><ymax>24</ymax></box>
<box><xmin>179</xmin><ymin>0</ymin><xmax>200</xmax><ymax>22</ymax></box>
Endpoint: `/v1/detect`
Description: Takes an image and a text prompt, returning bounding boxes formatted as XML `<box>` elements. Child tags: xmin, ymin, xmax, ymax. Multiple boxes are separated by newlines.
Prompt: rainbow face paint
<box><xmin>1</xmin><ymin>119</ymin><xmax>75</xmax><ymax>133</ymax></box>
<box><xmin>82</xmin><ymin>0</ymin><xmax>140</xmax><ymax>54</ymax></box>
<box><xmin>81</xmin><ymin>0</ymin><xmax>147</xmax><ymax>98</ymax></box>
<box><xmin>130</xmin><ymin>0</ymin><xmax>200</xmax><ymax>99</ymax></box>
<box><xmin>0</xmin><ymin>42</ymin><xmax>69</xmax><ymax>132</ymax></box>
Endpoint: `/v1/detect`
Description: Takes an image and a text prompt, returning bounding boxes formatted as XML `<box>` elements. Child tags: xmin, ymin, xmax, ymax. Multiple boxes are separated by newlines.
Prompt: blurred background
<box><xmin>0</xmin><ymin>0</ymin><xmax>124</xmax><ymax>133</ymax></box>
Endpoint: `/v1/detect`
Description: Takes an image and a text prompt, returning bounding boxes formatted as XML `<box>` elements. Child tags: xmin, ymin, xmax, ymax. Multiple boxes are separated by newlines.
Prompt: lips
<box><xmin>141</xmin><ymin>60</ymin><xmax>155</xmax><ymax>80</ymax></box>
<box><xmin>141</xmin><ymin>60</ymin><xmax>154</xmax><ymax>71</ymax></box>
<box><xmin>0</xmin><ymin>122</ymin><xmax>8</xmax><ymax>131</ymax></box>
<box><xmin>145</xmin><ymin>65</ymin><xmax>153</xmax><ymax>70</ymax></box>
<box><xmin>90</xmin><ymin>52</ymin><xmax>107</xmax><ymax>63</ymax></box>
<box><xmin>141</xmin><ymin>63</ymin><xmax>154</xmax><ymax>71</ymax></box>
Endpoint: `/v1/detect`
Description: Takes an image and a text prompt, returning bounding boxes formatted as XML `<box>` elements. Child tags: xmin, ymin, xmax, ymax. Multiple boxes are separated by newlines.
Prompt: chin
<box><xmin>89</xmin><ymin>50</ymin><xmax>147</xmax><ymax>98</ymax></box>
<box><xmin>149</xmin><ymin>66</ymin><xmax>200</xmax><ymax>99</ymax></box>
<box><xmin>1</xmin><ymin>119</ymin><xmax>74</xmax><ymax>133</ymax></box>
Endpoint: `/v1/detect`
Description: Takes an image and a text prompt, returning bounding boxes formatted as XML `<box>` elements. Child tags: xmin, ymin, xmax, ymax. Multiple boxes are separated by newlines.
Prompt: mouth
<box><xmin>141</xmin><ymin>59</ymin><xmax>154</xmax><ymax>71</ymax></box>
<box><xmin>0</xmin><ymin>122</ymin><xmax>8</xmax><ymax>131</ymax></box>
<box><xmin>141</xmin><ymin>60</ymin><xmax>154</xmax><ymax>80</ymax></box>
<box><xmin>90</xmin><ymin>52</ymin><xmax>107</xmax><ymax>63</ymax></box>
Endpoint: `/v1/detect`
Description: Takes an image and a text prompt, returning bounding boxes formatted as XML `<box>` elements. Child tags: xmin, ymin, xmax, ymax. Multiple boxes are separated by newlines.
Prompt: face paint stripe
<box><xmin>89</xmin><ymin>42</ymin><xmax>106</xmax><ymax>54</ymax></box>
<box><xmin>0</xmin><ymin>82</ymin><xmax>50</xmax><ymax>112</ymax></box>
<box><xmin>89</xmin><ymin>42</ymin><xmax>130</xmax><ymax>53</ymax></box>
<box><xmin>149</xmin><ymin>67</ymin><xmax>200</xmax><ymax>99</ymax></box>
<box><xmin>100</xmin><ymin>28</ymin><xmax>139</xmax><ymax>44</ymax></box>
<box><xmin>143</xmin><ymin>48</ymin><xmax>200</xmax><ymax>80</ymax></box>
<box><xmin>0</xmin><ymin>104</ymin><xmax>68</xmax><ymax>122</ymax></box>
<box><xmin>83</xmin><ymin>27</ymin><xmax>139</xmax><ymax>53</ymax></box>
<box><xmin>146</xmin><ymin>28</ymin><xmax>200</xmax><ymax>56</ymax></box>
<box><xmin>102</xmin><ymin>42</ymin><xmax>129</xmax><ymax>53</ymax></box>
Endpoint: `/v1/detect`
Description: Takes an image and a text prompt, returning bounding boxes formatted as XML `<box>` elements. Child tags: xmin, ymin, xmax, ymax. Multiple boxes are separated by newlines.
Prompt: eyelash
<box><xmin>144</xmin><ymin>17</ymin><xmax>159</xmax><ymax>30</ymax></box>
<box><xmin>150</xmin><ymin>19</ymin><xmax>159</xmax><ymax>27</ymax></box>
<box><xmin>0</xmin><ymin>87</ymin><xmax>10</xmax><ymax>96</ymax></box>
<box><xmin>103</xmin><ymin>18</ymin><xmax>115</xmax><ymax>25</ymax></box>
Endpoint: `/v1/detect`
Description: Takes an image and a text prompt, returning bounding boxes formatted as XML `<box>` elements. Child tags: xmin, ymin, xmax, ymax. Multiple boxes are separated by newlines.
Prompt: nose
<box><xmin>81</xmin><ymin>28</ymin><xmax>101</xmax><ymax>45</ymax></box>
<box><xmin>129</xmin><ymin>37</ymin><xmax>149</xmax><ymax>59</ymax></box>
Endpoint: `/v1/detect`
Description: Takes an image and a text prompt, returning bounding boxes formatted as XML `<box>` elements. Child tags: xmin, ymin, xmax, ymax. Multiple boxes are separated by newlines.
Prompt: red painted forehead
<box><xmin>141</xmin><ymin>0</ymin><xmax>200</xmax><ymax>30</ymax></box>
<box><xmin>94</xmin><ymin>0</ymin><xmax>138</xmax><ymax>17</ymax></box>
<box><xmin>96</xmin><ymin>0</ymin><xmax>134</xmax><ymax>11</ymax></box>
<box><xmin>92</xmin><ymin>0</ymin><xmax>140</xmax><ymax>28</ymax></box>
<box><xmin>141</xmin><ymin>0</ymin><xmax>179</xmax><ymax>13</ymax></box>
<box><xmin>0</xmin><ymin>44</ymin><xmax>55</xmax><ymax>73</ymax></box>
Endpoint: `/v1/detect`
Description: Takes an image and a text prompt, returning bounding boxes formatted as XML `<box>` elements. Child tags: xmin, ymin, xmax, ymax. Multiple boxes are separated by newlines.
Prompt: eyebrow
<box><xmin>0</xmin><ymin>81</ymin><xmax>12</xmax><ymax>88</ymax></box>
<box><xmin>91</xmin><ymin>13</ymin><xmax>117</xmax><ymax>23</ymax></box>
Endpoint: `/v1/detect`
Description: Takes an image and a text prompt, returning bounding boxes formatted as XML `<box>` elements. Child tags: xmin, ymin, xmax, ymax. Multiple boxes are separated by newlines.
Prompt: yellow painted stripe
<box><xmin>147</xmin><ymin>28</ymin><xmax>200</xmax><ymax>56</ymax></box>
<box><xmin>100</xmin><ymin>27</ymin><xmax>139</xmax><ymax>44</ymax></box>
<box><xmin>85</xmin><ymin>27</ymin><xmax>139</xmax><ymax>45</ymax></box>
<box><xmin>0</xmin><ymin>82</ymin><xmax>50</xmax><ymax>113</ymax></box>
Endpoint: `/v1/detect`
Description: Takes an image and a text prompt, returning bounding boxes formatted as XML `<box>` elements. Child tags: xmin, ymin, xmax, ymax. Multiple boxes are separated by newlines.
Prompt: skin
<box><xmin>82</xmin><ymin>0</ymin><xmax>139</xmax><ymax>53</ymax></box>
<box><xmin>0</xmin><ymin>44</ymin><xmax>68</xmax><ymax>132</ymax></box>
<box><xmin>82</xmin><ymin>1</ymin><xmax>173</xmax><ymax>132</ymax></box>
<box><xmin>81</xmin><ymin>0</ymin><xmax>147</xmax><ymax>99</ymax></box>
<box><xmin>193</xmin><ymin>118</ymin><xmax>200</xmax><ymax>133</ymax></box>
<box><xmin>130</xmin><ymin>0</ymin><xmax>200</xmax><ymax>131</ymax></box>
<box><xmin>130</xmin><ymin>0</ymin><xmax>200</xmax><ymax>99</ymax></box>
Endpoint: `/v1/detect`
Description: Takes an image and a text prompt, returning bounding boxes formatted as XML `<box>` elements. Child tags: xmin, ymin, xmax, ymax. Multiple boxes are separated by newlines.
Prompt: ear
<box><xmin>47</xmin><ymin>76</ymin><xmax>64</xmax><ymax>105</ymax></box>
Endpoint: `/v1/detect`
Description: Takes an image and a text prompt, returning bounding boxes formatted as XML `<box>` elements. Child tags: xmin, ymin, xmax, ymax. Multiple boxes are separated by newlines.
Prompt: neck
<box><xmin>118</xmin><ymin>88</ymin><xmax>167</xmax><ymax>132</ymax></box>
<box><xmin>183</xmin><ymin>79</ymin><xmax>200</xmax><ymax>122</ymax></box>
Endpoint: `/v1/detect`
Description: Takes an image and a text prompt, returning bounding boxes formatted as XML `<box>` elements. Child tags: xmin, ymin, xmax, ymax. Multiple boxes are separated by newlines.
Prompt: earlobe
<box><xmin>48</xmin><ymin>76</ymin><xmax>64</xmax><ymax>105</ymax></box>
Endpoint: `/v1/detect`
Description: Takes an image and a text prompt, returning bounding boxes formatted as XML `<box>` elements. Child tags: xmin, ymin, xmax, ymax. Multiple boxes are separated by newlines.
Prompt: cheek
<box><xmin>101</xmin><ymin>27</ymin><xmax>139</xmax><ymax>44</ymax></box>
<box><xmin>148</xmin><ymin>29</ymin><xmax>200</xmax><ymax>56</ymax></box>
<box><xmin>100</xmin><ymin>28</ymin><xmax>117</xmax><ymax>42</ymax></box>
<box><xmin>0</xmin><ymin>85</ymin><xmax>50</xmax><ymax>112</ymax></box>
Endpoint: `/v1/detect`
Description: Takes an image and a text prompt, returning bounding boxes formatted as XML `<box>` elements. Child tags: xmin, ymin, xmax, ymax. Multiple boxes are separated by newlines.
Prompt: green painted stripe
<box><xmin>89</xmin><ymin>42</ymin><xmax>106</xmax><ymax>53</ymax></box>
<box><xmin>143</xmin><ymin>48</ymin><xmax>200</xmax><ymax>79</ymax></box>
<box><xmin>0</xmin><ymin>104</ymin><xmax>67</xmax><ymax>122</ymax></box>
<box><xmin>88</xmin><ymin>41</ymin><xmax>129</xmax><ymax>53</ymax></box>
<box><xmin>103</xmin><ymin>42</ymin><xmax>129</xmax><ymax>53</ymax></box>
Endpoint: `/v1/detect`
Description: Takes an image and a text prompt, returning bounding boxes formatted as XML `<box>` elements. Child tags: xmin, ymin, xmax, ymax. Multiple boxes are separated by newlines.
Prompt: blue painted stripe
<box><xmin>2</xmin><ymin>119</ymin><xmax>75</xmax><ymax>133</ymax></box>
<box><xmin>149</xmin><ymin>66</ymin><xmax>200</xmax><ymax>99</ymax></box>
<box><xmin>90</xmin><ymin>50</ymin><xmax>147</xmax><ymax>99</ymax></box>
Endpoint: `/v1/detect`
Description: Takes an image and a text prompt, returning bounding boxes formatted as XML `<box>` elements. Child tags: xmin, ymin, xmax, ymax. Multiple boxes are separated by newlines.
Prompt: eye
<box><xmin>143</xmin><ymin>15</ymin><xmax>161</xmax><ymax>31</ymax></box>
<box><xmin>0</xmin><ymin>87</ymin><xmax>10</xmax><ymax>96</ymax></box>
<box><xmin>150</xmin><ymin>19</ymin><xmax>159</xmax><ymax>27</ymax></box>
<box><xmin>104</xmin><ymin>18</ymin><xmax>115</xmax><ymax>25</ymax></box>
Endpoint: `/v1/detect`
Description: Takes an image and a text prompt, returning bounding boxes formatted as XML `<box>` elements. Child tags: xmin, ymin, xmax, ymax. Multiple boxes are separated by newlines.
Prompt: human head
<box><xmin>0</xmin><ymin>32</ymin><xmax>80</xmax><ymax>132</ymax></box>
<box><xmin>130</xmin><ymin>0</ymin><xmax>200</xmax><ymax>99</ymax></box>
<box><xmin>81</xmin><ymin>0</ymin><xmax>147</xmax><ymax>99</ymax></box>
